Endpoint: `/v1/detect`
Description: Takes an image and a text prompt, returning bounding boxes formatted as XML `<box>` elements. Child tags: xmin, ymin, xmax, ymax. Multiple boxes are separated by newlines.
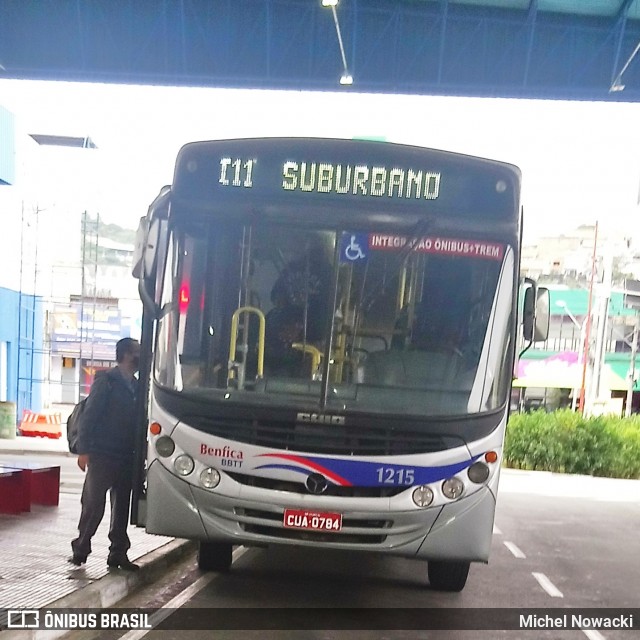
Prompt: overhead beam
<box><xmin>0</xmin><ymin>0</ymin><xmax>640</xmax><ymax>102</ymax></box>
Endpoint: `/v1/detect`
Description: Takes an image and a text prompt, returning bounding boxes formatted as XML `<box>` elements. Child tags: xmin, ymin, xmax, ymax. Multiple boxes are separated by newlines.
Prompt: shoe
<box><xmin>68</xmin><ymin>554</ymin><xmax>87</xmax><ymax>566</ymax></box>
<box><xmin>107</xmin><ymin>556</ymin><xmax>140</xmax><ymax>571</ymax></box>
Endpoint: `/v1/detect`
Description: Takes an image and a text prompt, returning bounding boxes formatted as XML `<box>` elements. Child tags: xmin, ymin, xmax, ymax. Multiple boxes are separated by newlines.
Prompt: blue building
<box><xmin>0</xmin><ymin>287</ymin><xmax>44</xmax><ymax>416</ymax></box>
<box><xmin>0</xmin><ymin>105</ymin><xmax>45</xmax><ymax>424</ymax></box>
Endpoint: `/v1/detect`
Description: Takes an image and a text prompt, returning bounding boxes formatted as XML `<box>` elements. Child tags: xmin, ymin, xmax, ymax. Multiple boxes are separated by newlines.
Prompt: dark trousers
<box><xmin>71</xmin><ymin>454</ymin><xmax>133</xmax><ymax>558</ymax></box>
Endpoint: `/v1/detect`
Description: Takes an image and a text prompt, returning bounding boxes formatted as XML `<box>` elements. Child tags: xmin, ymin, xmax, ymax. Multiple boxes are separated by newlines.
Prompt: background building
<box><xmin>518</xmin><ymin>224</ymin><xmax>640</xmax><ymax>415</ymax></box>
<box><xmin>0</xmin><ymin>101</ymin><xmax>141</xmax><ymax>422</ymax></box>
<box><xmin>521</xmin><ymin>225</ymin><xmax>640</xmax><ymax>284</ymax></box>
<box><xmin>0</xmin><ymin>104</ymin><xmax>46</xmax><ymax>416</ymax></box>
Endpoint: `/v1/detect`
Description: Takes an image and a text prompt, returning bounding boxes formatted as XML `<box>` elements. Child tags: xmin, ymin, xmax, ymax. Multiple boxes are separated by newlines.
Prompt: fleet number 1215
<box><xmin>376</xmin><ymin>467</ymin><xmax>415</xmax><ymax>485</ymax></box>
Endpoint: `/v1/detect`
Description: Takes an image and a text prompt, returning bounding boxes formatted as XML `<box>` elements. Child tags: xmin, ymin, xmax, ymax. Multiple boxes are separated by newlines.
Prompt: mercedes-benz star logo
<box><xmin>305</xmin><ymin>472</ymin><xmax>328</xmax><ymax>495</ymax></box>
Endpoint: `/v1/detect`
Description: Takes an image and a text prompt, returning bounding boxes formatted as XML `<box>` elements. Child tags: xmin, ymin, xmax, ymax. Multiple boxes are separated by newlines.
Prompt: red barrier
<box><xmin>19</xmin><ymin>411</ymin><xmax>62</xmax><ymax>439</ymax></box>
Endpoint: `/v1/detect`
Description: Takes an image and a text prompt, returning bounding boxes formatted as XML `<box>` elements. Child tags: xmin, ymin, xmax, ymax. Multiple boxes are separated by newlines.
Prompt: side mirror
<box><xmin>143</xmin><ymin>219</ymin><xmax>161</xmax><ymax>279</ymax></box>
<box><xmin>131</xmin><ymin>217</ymin><xmax>161</xmax><ymax>281</ymax></box>
<box><xmin>132</xmin><ymin>217</ymin><xmax>148</xmax><ymax>279</ymax></box>
<box><xmin>133</xmin><ymin>185</ymin><xmax>171</xmax><ymax>280</ymax></box>
<box><xmin>523</xmin><ymin>285</ymin><xmax>549</xmax><ymax>342</ymax></box>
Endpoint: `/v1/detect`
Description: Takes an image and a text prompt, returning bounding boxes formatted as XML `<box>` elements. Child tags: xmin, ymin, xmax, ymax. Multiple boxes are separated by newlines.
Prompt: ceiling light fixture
<box><xmin>322</xmin><ymin>0</ymin><xmax>353</xmax><ymax>86</ymax></box>
<box><xmin>609</xmin><ymin>40</ymin><xmax>640</xmax><ymax>93</ymax></box>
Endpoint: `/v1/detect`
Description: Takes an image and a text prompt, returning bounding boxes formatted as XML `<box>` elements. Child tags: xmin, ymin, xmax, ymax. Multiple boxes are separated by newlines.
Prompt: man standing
<box><xmin>69</xmin><ymin>337</ymin><xmax>141</xmax><ymax>571</ymax></box>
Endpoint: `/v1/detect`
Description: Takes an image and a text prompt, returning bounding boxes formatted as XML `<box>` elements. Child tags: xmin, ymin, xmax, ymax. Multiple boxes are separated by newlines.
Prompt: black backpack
<box><xmin>66</xmin><ymin>397</ymin><xmax>88</xmax><ymax>454</ymax></box>
<box><xmin>67</xmin><ymin>377</ymin><xmax>113</xmax><ymax>454</ymax></box>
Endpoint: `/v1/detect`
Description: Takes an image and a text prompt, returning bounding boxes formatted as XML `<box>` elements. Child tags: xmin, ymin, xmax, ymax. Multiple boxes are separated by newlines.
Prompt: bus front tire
<box><xmin>427</xmin><ymin>560</ymin><xmax>470</xmax><ymax>592</ymax></box>
<box><xmin>197</xmin><ymin>542</ymin><xmax>233</xmax><ymax>572</ymax></box>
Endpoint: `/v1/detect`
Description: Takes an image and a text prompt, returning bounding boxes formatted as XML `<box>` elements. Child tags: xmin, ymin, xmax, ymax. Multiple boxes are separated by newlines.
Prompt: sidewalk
<box><xmin>0</xmin><ymin>434</ymin><xmax>195</xmax><ymax>638</ymax></box>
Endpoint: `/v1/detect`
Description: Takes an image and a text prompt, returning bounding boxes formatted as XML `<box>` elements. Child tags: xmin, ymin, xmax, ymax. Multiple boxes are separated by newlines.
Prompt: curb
<box><xmin>0</xmin><ymin>442</ymin><xmax>72</xmax><ymax>457</ymax></box>
<box><xmin>0</xmin><ymin>448</ymin><xmax>73</xmax><ymax>457</ymax></box>
<box><xmin>1</xmin><ymin>538</ymin><xmax>198</xmax><ymax>640</ymax></box>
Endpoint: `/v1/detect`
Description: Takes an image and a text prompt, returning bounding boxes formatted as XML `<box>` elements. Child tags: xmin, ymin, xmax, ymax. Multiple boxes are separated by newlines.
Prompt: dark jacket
<box><xmin>76</xmin><ymin>366</ymin><xmax>137</xmax><ymax>459</ymax></box>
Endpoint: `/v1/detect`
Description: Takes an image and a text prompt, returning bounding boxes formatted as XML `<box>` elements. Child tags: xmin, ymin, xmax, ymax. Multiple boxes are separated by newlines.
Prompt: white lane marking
<box><xmin>493</xmin><ymin>525</ymin><xmax>502</xmax><ymax>535</ymax></box>
<box><xmin>531</xmin><ymin>572</ymin><xmax>563</xmax><ymax>598</ymax></box>
<box><xmin>503</xmin><ymin>541</ymin><xmax>526</xmax><ymax>558</ymax></box>
<box><xmin>582</xmin><ymin>630</ymin><xmax>606</xmax><ymax>640</ymax></box>
<box><xmin>120</xmin><ymin>546</ymin><xmax>249</xmax><ymax>640</ymax></box>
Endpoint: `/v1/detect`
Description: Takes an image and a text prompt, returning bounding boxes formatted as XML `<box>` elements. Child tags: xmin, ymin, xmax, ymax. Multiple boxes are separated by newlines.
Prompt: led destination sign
<box><xmin>281</xmin><ymin>162</ymin><xmax>440</xmax><ymax>200</ymax></box>
<box><xmin>219</xmin><ymin>157</ymin><xmax>441</xmax><ymax>201</ymax></box>
<box><xmin>172</xmin><ymin>139</ymin><xmax>520</xmax><ymax>221</ymax></box>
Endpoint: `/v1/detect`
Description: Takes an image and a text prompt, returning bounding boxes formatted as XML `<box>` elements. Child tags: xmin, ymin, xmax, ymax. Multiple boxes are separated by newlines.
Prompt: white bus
<box><xmin>132</xmin><ymin>138</ymin><xmax>548</xmax><ymax>591</ymax></box>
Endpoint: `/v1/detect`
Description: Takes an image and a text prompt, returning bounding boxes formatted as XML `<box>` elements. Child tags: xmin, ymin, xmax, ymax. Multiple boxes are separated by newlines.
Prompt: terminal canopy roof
<box><xmin>0</xmin><ymin>0</ymin><xmax>640</xmax><ymax>101</ymax></box>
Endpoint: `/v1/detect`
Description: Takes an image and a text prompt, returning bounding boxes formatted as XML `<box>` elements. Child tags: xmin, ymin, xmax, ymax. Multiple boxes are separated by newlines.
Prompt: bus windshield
<box><xmin>154</xmin><ymin>220</ymin><xmax>515</xmax><ymax>417</ymax></box>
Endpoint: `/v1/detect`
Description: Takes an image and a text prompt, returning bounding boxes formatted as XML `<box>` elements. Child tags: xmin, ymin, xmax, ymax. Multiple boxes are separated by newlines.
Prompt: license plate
<box><xmin>283</xmin><ymin>509</ymin><xmax>342</xmax><ymax>532</ymax></box>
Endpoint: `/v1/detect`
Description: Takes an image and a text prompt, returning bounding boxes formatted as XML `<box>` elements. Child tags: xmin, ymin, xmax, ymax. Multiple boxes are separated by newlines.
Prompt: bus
<box><xmin>131</xmin><ymin>137</ymin><xmax>548</xmax><ymax>592</ymax></box>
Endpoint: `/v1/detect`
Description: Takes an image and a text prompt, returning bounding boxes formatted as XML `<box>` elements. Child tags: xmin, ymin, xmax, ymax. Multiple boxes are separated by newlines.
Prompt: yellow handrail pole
<box><xmin>228</xmin><ymin>306</ymin><xmax>266</xmax><ymax>381</ymax></box>
<box><xmin>254</xmin><ymin>309</ymin><xmax>265</xmax><ymax>378</ymax></box>
<box><xmin>333</xmin><ymin>331</ymin><xmax>346</xmax><ymax>382</ymax></box>
<box><xmin>397</xmin><ymin>266</ymin><xmax>407</xmax><ymax>313</ymax></box>
<box><xmin>228</xmin><ymin>313</ymin><xmax>239</xmax><ymax>379</ymax></box>
<box><xmin>292</xmin><ymin>343</ymin><xmax>323</xmax><ymax>377</ymax></box>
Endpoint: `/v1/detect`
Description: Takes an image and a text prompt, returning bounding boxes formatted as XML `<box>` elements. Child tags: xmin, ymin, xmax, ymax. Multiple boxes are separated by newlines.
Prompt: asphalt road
<box><xmin>64</xmin><ymin>469</ymin><xmax>640</xmax><ymax>640</ymax></box>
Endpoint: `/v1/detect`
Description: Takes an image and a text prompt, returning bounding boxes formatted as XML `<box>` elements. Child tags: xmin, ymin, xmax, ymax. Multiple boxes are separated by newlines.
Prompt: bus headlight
<box><xmin>412</xmin><ymin>485</ymin><xmax>434</xmax><ymax>508</ymax></box>
<box><xmin>155</xmin><ymin>436</ymin><xmax>175</xmax><ymax>458</ymax></box>
<box><xmin>467</xmin><ymin>461</ymin><xmax>490</xmax><ymax>484</ymax></box>
<box><xmin>200</xmin><ymin>467</ymin><xmax>221</xmax><ymax>489</ymax></box>
<box><xmin>174</xmin><ymin>454</ymin><xmax>195</xmax><ymax>476</ymax></box>
<box><xmin>442</xmin><ymin>477</ymin><xmax>464</xmax><ymax>500</ymax></box>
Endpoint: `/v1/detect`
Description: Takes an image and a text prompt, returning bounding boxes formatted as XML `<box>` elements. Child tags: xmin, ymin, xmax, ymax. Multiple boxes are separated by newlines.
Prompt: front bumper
<box><xmin>145</xmin><ymin>460</ymin><xmax>496</xmax><ymax>561</ymax></box>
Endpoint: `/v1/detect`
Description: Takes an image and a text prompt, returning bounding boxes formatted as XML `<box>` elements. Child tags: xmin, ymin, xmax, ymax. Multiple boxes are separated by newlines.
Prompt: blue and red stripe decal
<box><xmin>255</xmin><ymin>452</ymin><xmax>480</xmax><ymax>487</ymax></box>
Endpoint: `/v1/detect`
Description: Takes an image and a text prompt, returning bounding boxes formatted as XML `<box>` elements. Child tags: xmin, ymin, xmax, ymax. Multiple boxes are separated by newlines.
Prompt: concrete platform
<box><xmin>0</xmin><ymin>434</ymin><xmax>196</xmax><ymax>639</ymax></box>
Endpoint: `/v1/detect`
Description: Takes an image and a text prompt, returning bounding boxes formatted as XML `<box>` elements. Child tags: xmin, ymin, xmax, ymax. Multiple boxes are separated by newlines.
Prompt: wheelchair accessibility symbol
<box><xmin>341</xmin><ymin>233</ymin><xmax>368</xmax><ymax>262</ymax></box>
